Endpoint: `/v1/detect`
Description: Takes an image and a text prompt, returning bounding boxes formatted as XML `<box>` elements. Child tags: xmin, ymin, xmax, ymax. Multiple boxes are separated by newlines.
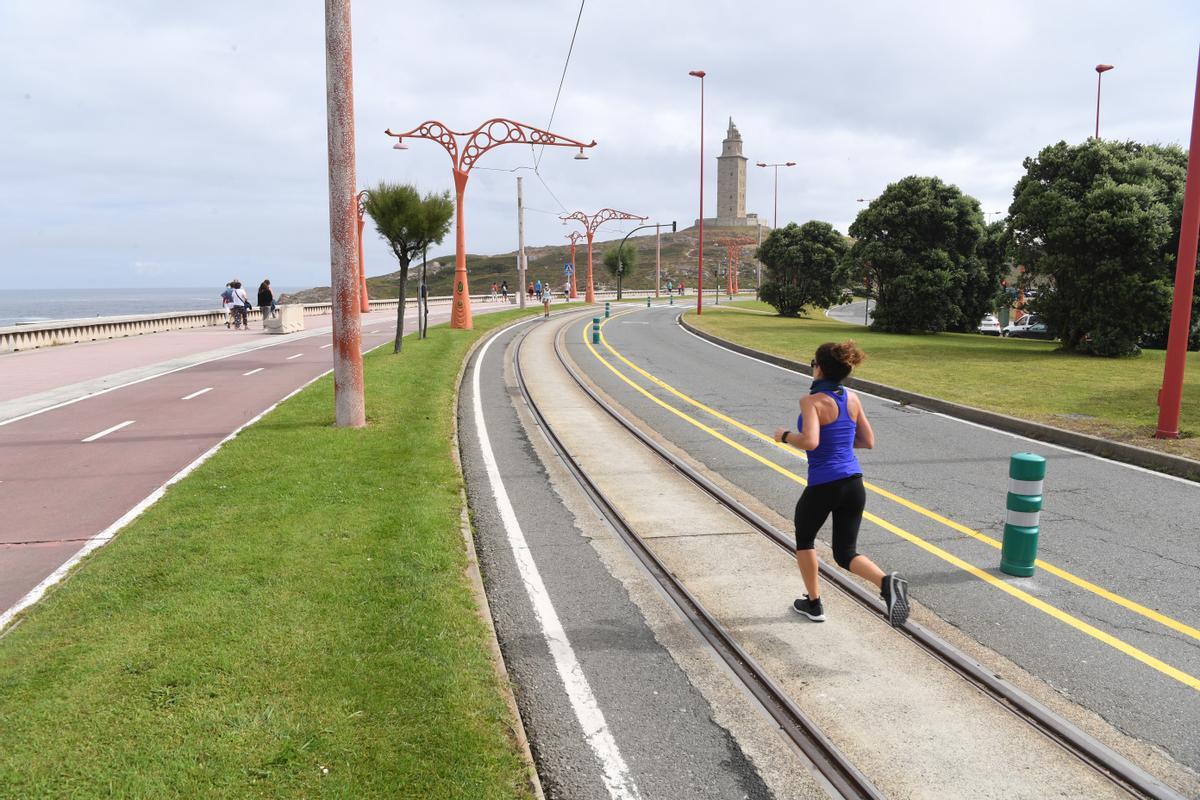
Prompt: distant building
<box><xmin>694</xmin><ymin>118</ymin><xmax>769</xmax><ymax>231</ymax></box>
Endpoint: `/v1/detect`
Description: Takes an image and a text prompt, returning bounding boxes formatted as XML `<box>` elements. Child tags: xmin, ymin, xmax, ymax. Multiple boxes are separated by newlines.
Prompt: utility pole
<box><xmin>323</xmin><ymin>0</ymin><xmax>364</xmax><ymax>428</ymax></box>
<box><xmin>655</xmin><ymin>223</ymin><xmax>662</xmax><ymax>298</ymax></box>
<box><xmin>517</xmin><ymin>176</ymin><xmax>526</xmax><ymax>310</ymax></box>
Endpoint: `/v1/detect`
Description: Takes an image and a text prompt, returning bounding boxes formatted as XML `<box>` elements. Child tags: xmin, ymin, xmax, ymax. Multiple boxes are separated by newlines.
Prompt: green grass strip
<box><xmin>0</xmin><ymin>310</ymin><xmax>540</xmax><ymax>799</ymax></box>
<box><xmin>691</xmin><ymin>302</ymin><xmax>1200</xmax><ymax>460</ymax></box>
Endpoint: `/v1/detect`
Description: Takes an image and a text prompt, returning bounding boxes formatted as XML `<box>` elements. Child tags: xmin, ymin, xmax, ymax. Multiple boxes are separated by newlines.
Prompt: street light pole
<box><xmin>1155</xmin><ymin>50</ymin><xmax>1200</xmax><ymax>439</ymax></box>
<box><xmin>689</xmin><ymin>70</ymin><xmax>706</xmax><ymax>315</ymax></box>
<box><xmin>616</xmin><ymin>221</ymin><xmax>676</xmax><ymax>301</ymax></box>
<box><xmin>566</xmin><ymin>231</ymin><xmax>583</xmax><ymax>299</ymax></box>
<box><xmin>755</xmin><ymin>161</ymin><xmax>796</xmax><ymax>229</ymax></box>
<box><xmin>324</xmin><ymin>0</ymin><xmax>364</xmax><ymax>428</ymax></box>
<box><xmin>516</xmin><ymin>176</ymin><xmax>526</xmax><ymax>310</ymax></box>
<box><xmin>385</xmin><ymin>119</ymin><xmax>596</xmax><ymax>329</ymax></box>
<box><xmin>561</xmin><ymin>209</ymin><xmax>647</xmax><ymax>303</ymax></box>
<box><xmin>1095</xmin><ymin>63</ymin><xmax>1114</xmax><ymax>140</ymax></box>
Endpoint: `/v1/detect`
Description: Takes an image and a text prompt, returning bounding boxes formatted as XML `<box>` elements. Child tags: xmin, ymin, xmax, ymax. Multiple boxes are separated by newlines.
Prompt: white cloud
<box><xmin>1</xmin><ymin>0</ymin><xmax>1197</xmax><ymax>288</ymax></box>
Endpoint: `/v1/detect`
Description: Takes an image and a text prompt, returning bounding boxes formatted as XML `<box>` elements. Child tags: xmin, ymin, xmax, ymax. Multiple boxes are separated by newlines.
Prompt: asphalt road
<box><xmin>0</xmin><ymin>304</ymin><xmax>497</xmax><ymax>622</ymax></box>
<box><xmin>459</xmin><ymin>317</ymin><xmax>778</xmax><ymax>800</ymax></box>
<box><xmin>567</xmin><ymin>304</ymin><xmax>1200</xmax><ymax>773</ymax></box>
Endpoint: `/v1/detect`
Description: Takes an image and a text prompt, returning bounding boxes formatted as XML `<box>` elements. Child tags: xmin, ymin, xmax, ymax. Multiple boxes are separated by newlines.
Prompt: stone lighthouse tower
<box><xmin>695</xmin><ymin>118</ymin><xmax>766</xmax><ymax>230</ymax></box>
<box><xmin>717</xmin><ymin>118</ymin><xmax>747</xmax><ymax>222</ymax></box>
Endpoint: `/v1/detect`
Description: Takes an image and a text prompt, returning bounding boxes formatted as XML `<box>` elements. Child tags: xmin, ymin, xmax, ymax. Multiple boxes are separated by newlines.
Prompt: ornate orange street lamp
<box><xmin>560</xmin><ymin>208</ymin><xmax>648</xmax><ymax>303</ymax></box>
<box><xmin>715</xmin><ymin>236</ymin><xmax>755</xmax><ymax>295</ymax></box>
<box><xmin>566</xmin><ymin>230</ymin><xmax>584</xmax><ymax>299</ymax></box>
<box><xmin>385</xmin><ymin>119</ymin><xmax>596</xmax><ymax>329</ymax></box>
<box><xmin>355</xmin><ymin>189</ymin><xmax>371</xmax><ymax>313</ymax></box>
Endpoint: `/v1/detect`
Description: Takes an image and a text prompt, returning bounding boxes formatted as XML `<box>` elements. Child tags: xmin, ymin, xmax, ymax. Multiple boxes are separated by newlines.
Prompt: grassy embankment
<box><xmin>0</xmin><ymin>310</ymin><xmax>540</xmax><ymax>798</ymax></box>
<box><xmin>690</xmin><ymin>301</ymin><xmax>1200</xmax><ymax>461</ymax></box>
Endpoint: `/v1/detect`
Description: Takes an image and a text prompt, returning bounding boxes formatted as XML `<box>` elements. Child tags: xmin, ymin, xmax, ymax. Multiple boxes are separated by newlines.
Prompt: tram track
<box><xmin>512</xmin><ymin>317</ymin><xmax>884</xmax><ymax>800</ymax></box>
<box><xmin>519</xmin><ymin>308</ymin><xmax>1184</xmax><ymax>800</ymax></box>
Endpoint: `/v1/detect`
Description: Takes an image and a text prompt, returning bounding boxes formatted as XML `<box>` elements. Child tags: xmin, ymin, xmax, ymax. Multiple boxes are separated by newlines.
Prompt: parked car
<box><xmin>1002</xmin><ymin>314</ymin><xmax>1041</xmax><ymax>337</ymax></box>
<box><xmin>977</xmin><ymin>314</ymin><xmax>1002</xmax><ymax>336</ymax></box>
<box><xmin>1007</xmin><ymin>317</ymin><xmax>1053</xmax><ymax>340</ymax></box>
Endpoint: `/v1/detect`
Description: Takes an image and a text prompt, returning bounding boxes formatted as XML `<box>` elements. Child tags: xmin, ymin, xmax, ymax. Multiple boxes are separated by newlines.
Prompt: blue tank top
<box><xmin>798</xmin><ymin>388</ymin><xmax>862</xmax><ymax>486</ymax></box>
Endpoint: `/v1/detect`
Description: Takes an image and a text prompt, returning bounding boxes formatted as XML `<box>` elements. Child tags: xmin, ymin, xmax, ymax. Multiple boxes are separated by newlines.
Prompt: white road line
<box><xmin>286</xmin><ymin>353</ymin><xmax>303</xmax><ymax>360</ymax></box>
<box><xmin>181</xmin><ymin>387</ymin><xmax>213</xmax><ymax>401</ymax></box>
<box><xmin>673</xmin><ymin>313</ymin><xmax>1199</xmax><ymax>487</ymax></box>
<box><xmin>243</xmin><ymin>368</ymin><xmax>264</xmax><ymax>376</ymax></box>
<box><xmin>0</xmin><ymin>326</ymin><xmax>338</xmax><ymax>429</ymax></box>
<box><xmin>320</xmin><ymin>344</ymin><xmax>333</xmax><ymax>350</ymax></box>
<box><xmin>472</xmin><ymin>327</ymin><xmax>641</xmax><ymax>800</ymax></box>
<box><xmin>82</xmin><ymin>420</ymin><xmax>135</xmax><ymax>442</ymax></box>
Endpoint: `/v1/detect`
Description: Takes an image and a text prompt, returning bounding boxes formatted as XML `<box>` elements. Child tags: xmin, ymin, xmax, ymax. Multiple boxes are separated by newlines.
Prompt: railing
<box><xmin>0</xmin><ymin>289</ymin><xmax>753</xmax><ymax>354</ymax></box>
<box><xmin>0</xmin><ymin>296</ymin><xmax>464</xmax><ymax>354</ymax></box>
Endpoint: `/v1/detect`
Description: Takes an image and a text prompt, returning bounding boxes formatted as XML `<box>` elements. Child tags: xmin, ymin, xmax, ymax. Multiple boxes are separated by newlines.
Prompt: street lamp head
<box><xmin>785</xmin><ymin>161</ymin><xmax>796</xmax><ymax>167</ymax></box>
<box><xmin>1096</xmin><ymin>63</ymin><xmax>1114</xmax><ymax>73</ymax></box>
<box><xmin>755</xmin><ymin>162</ymin><xmax>767</xmax><ymax>167</ymax></box>
<box><xmin>573</xmin><ymin>147</ymin><xmax>589</xmax><ymax>160</ymax></box>
<box><xmin>392</xmin><ymin>138</ymin><xmax>408</xmax><ymax>150</ymax></box>
<box><xmin>688</xmin><ymin>70</ymin><xmax>706</xmax><ymax>78</ymax></box>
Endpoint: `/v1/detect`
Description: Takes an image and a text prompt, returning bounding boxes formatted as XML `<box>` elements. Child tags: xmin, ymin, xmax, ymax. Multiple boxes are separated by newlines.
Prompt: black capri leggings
<box><xmin>794</xmin><ymin>474</ymin><xmax>865</xmax><ymax>570</ymax></box>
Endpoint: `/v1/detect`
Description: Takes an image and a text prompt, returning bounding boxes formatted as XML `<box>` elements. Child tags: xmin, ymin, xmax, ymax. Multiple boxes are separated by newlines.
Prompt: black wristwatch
<box><xmin>782</xmin><ymin>430</ymin><xmax>790</xmax><ymax>444</ymax></box>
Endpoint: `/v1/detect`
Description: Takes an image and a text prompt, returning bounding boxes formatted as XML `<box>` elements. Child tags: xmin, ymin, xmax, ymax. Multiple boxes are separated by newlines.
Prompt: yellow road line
<box><xmin>580</xmin><ymin>316</ymin><xmax>1200</xmax><ymax>692</ymax></box>
<box><xmin>599</xmin><ymin>316</ymin><xmax>1200</xmax><ymax>647</ymax></box>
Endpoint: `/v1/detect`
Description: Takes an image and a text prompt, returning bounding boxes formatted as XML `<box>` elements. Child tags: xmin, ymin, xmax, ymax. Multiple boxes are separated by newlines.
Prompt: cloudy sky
<box><xmin>3</xmin><ymin>0</ymin><xmax>1199</xmax><ymax>290</ymax></box>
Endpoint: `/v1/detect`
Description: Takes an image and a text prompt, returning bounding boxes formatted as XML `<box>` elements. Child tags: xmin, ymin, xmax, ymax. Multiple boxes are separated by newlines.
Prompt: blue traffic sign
<box><xmin>564</xmin><ymin>263</ymin><xmax>574</xmax><ymax>276</ymax></box>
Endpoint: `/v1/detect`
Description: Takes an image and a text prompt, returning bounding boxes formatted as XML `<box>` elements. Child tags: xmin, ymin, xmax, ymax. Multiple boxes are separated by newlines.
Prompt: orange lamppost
<box><xmin>566</xmin><ymin>231</ymin><xmax>584</xmax><ymax>299</ymax></box>
<box><xmin>385</xmin><ymin>119</ymin><xmax>596</xmax><ymax>330</ymax></box>
<box><xmin>1095</xmin><ymin>64</ymin><xmax>1115</xmax><ymax>140</ymax></box>
<box><xmin>355</xmin><ymin>190</ymin><xmax>371</xmax><ymax>313</ymax></box>
<box><xmin>715</xmin><ymin>236</ymin><xmax>754</xmax><ymax>296</ymax></box>
<box><xmin>561</xmin><ymin>209</ymin><xmax>648</xmax><ymax>303</ymax></box>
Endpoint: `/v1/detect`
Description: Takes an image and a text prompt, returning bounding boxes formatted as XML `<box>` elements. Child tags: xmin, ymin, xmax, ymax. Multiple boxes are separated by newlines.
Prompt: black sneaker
<box><xmin>881</xmin><ymin>573</ymin><xmax>910</xmax><ymax>627</ymax></box>
<box><xmin>791</xmin><ymin>595</ymin><xmax>826</xmax><ymax>622</ymax></box>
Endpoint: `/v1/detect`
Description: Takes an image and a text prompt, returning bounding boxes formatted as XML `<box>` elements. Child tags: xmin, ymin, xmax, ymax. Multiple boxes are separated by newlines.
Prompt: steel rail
<box><xmin>511</xmin><ymin>318</ymin><xmax>884</xmax><ymax>800</ymax></box>
<box><xmin>551</xmin><ymin>309</ymin><xmax>1185</xmax><ymax>800</ymax></box>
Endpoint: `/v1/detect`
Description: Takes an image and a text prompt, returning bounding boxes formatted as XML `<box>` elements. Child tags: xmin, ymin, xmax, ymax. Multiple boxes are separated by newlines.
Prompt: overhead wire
<box><xmin>535</xmin><ymin>0</ymin><xmax>586</xmax><ymax>170</ymax></box>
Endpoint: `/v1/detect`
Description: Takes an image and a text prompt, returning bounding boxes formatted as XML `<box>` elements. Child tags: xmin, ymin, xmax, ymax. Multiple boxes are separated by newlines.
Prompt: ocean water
<box><xmin>0</xmin><ymin>287</ymin><xmax>299</xmax><ymax>327</ymax></box>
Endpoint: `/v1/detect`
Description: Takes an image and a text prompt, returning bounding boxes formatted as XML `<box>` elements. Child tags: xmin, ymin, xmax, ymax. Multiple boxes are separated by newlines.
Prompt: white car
<box><xmin>1003</xmin><ymin>314</ymin><xmax>1041</xmax><ymax>337</ymax></box>
<box><xmin>977</xmin><ymin>314</ymin><xmax>1002</xmax><ymax>336</ymax></box>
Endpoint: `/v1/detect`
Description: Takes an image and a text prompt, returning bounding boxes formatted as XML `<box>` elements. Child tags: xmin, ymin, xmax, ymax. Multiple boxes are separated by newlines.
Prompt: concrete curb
<box><xmin>678</xmin><ymin>315</ymin><xmax>1200</xmax><ymax>484</ymax></box>
<box><xmin>452</xmin><ymin>313</ymin><xmax>547</xmax><ymax>800</ymax></box>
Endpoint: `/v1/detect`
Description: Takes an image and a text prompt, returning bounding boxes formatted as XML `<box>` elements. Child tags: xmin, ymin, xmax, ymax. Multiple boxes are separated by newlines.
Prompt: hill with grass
<box><xmin>279</xmin><ymin>225</ymin><xmax>766</xmax><ymax>303</ymax></box>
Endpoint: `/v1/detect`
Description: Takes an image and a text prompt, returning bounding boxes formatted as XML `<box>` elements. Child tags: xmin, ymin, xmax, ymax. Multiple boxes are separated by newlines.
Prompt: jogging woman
<box><xmin>773</xmin><ymin>341</ymin><xmax>910</xmax><ymax>627</ymax></box>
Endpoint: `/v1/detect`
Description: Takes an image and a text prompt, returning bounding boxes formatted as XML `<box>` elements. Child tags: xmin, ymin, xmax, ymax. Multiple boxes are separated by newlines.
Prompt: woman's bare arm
<box><xmin>852</xmin><ymin>393</ymin><xmax>875</xmax><ymax>449</ymax></box>
<box><xmin>774</xmin><ymin>396</ymin><xmax>820</xmax><ymax>451</ymax></box>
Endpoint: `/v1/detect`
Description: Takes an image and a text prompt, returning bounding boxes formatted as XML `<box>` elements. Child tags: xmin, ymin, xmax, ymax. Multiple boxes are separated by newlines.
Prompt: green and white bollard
<box><xmin>592</xmin><ymin>317</ymin><xmax>600</xmax><ymax>345</ymax></box>
<box><xmin>669</xmin><ymin>294</ymin><xmax>674</xmax><ymax>305</ymax></box>
<box><xmin>646</xmin><ymin>296</ymin><xmax>651</xmax><ymax>307</ymax></box>
<box><xmin>1000</xmin><ymin>452</ymin><xmax>1046</xmax><ymax>577</ymax></box>
<box><xmin>605</xmin><ymin>301</ymin><xmax>611</xmax><ymax>318</ymax></box>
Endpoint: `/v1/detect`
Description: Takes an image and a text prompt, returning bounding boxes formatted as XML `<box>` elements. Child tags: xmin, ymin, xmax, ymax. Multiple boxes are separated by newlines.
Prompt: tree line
<box><xmin>757</xmin><ymin>138</ymin><xmax>1200</xmax><ymax>357</ymax></box>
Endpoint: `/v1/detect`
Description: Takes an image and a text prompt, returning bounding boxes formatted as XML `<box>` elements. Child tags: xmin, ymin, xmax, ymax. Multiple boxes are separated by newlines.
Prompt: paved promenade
<box><xmin>0</xmin><ymin>304</ymin><xmax>506</xmax><ymax>624</ymax></box>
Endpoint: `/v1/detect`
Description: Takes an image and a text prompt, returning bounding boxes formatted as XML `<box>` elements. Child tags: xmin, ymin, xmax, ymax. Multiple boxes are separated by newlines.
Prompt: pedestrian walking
<box><xmin>542</xmin><ymin>285</ymin><xmax>552</xmax><ymax>317</ymax></box>
<box><xmin>535</xmin><ymin>279</ymin><xmax>543</xmax><ymax>301</ymax></box>
<box><xmin>678</xmin><ymin>280</ymin><xmax>685</xmax><ymax>296</ymax></box>
<box><xmin>501</xmin><ymin>280</ymin><xmax>509</xmax><ymax>303</ymax></box>
<box><xmin>527</xmin><ymin>281</ymin><xmax>534</xmax><ymax>301</ymax></box>
<box><xmin>228</xmin><ymin>280</ymin><xmax>250</xmax><ymax>330</ymax></box>
<box><xmin>220</xmin><ymin>282</ymin><xmax>235</xmax><ymax>328</ymax></box>
<box><xmin>773</xmin><ymin>341</ymin><xmax>909</xmax><ymax>627</ymax></box>
<box><xmin>563</xmin><ymin>279</ymin><xmax>571</xmax><ymax>299</ymax></box>
<box><xmin>491</xmin><ymin>282</ymin><xmax>498</xmax><ymax>302</ymax></box>
<box><xmin>257</xmin><ymin>279</ymin><xmax>275</xmax><ymax>328</ymax></box>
